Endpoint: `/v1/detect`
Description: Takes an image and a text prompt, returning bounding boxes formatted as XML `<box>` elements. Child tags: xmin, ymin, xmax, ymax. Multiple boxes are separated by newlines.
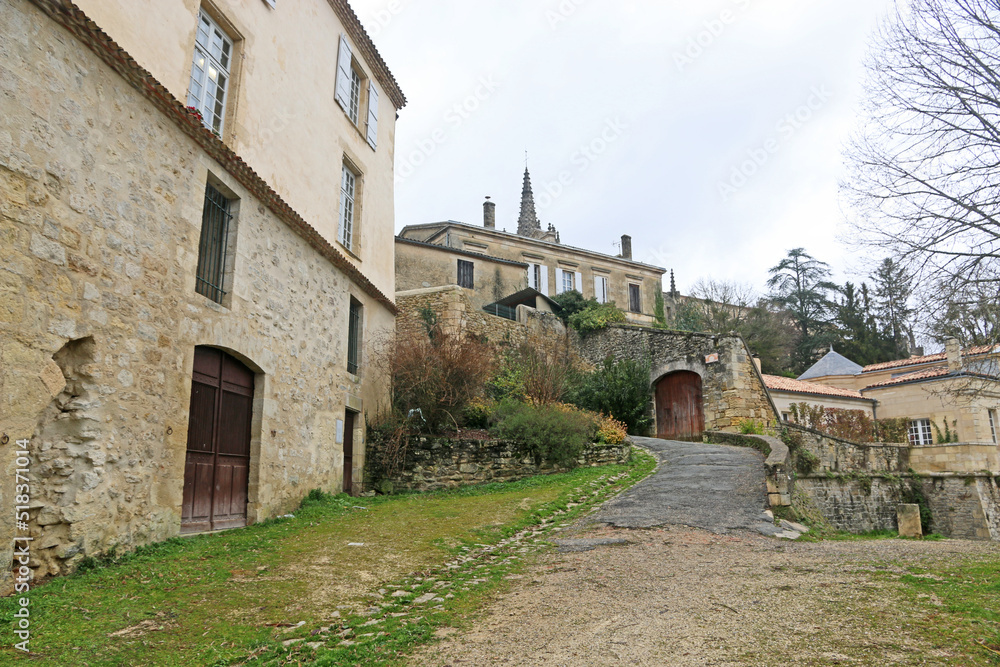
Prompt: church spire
<box><xmin>516</xmin><ymin>167</ymin><xmax>541</xmax><ymax>237</ymax></box>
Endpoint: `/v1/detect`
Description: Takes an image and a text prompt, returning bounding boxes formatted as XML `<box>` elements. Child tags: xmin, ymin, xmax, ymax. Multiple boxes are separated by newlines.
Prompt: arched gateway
<box><xmin>655</xmin><ymin>370</ymin><xmax>705</xmax><ymax>441</ymax></box>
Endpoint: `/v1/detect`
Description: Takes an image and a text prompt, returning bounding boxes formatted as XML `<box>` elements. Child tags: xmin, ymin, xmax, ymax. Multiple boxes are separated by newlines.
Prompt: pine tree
<box><xmin>871</xmin><ymin>257</ymin><xmax>914</xmax><ymax>358</ymax></box>
<box><xmin>766</xmin><ymin>248</ymin><xmax>837</xmax><ymax>373</ymax></box>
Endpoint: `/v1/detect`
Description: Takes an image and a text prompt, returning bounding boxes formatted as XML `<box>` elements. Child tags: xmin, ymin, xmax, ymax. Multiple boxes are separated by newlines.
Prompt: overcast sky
<box><xmin>351</xmin><ymin>0</ymin><xmax>897</xmax><ymax>295</ymax></box>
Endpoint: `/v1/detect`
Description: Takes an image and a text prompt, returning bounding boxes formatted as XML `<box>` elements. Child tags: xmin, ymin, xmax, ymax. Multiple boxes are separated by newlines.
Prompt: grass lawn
<box><xmin>0</xmin><ymin>450</ymin><xmax>655</xmax><ymax>666</ymax></box>
<box><xmin>884</xmin><ymin>557</ymin><xmax>1000</xmax><ymax>665</ymax></box>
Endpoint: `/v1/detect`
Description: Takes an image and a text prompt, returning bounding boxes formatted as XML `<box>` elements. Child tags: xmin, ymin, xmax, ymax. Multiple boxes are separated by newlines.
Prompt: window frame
<box><xmin>339</xmin><ymin>162</ymin><xmax>358</xmax><ymax>252</ymax></box>
<box><xmin>989</xmin><ymin>409</ymin><xmax>997</xmax><ymax>444</ymax></box>
<box><xmin>195</xmin><ymin>180</ymin><xmax>236</xmax><ymax>305</ymax></box>
<box><xmin>628</xmin><ymin>283</ymin><xmax>641</xmax><ymax>313</ymax></box>
<box><xmin>595</xmin><ymin>275</ymin><xmax>609</xmax><ymax>304</ymax></box>
<box><xmin>562</xmin><ymin>271</ymin><xmax>575</xmax><ymax>293</ymax></box>
<box><xmin>347</xmin><ymin>299</ymin><xmax>363</xmax><ymax>375</ymax></box>
<box><xmin>347</xmin><ymin>66</ymin><xmax>362</xmax><ymax>125</ymax></box>
<box><xmin>457</xmin><ymin>259</ymin><xmax>474</xmax><ymax>289</ymax></box>
<box><xmin>908</xmin><ymin>418</ymin><xmax>933</xmax><ymax>446</ymax></box>
<box><xmin>187</xmin><ymin>9</ymin><xmax>234</xmax><ymax>135</ymax></box>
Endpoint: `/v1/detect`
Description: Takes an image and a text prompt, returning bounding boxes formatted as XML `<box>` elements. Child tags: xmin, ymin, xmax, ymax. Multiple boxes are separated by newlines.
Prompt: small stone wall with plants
<box><xmin>367</xmin><ymin>296</ymin><xmax>653</xmax><ymax>494</ymax></box>
<box><xmin>369</xmin><ymin>436</ymin><xmax>631</xmax><ymax>493</ymax></box>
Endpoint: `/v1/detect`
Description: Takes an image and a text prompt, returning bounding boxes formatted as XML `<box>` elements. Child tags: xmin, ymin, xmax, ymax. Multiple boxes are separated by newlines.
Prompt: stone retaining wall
<box><xmin>374</xmin><ymin>437</ymin><xmax>632</xmax><ymax>493</ymax></box>
<box><xmin>910</xmin><ymin>444</ymin><xmax>1000</xmax><ymax>474</ymax></box>
<box><xmin>703</xmin><ymin>430</ymin><xmax>791</xmax><ymax>507</ymax></box>
<box><xmin>783</xmin><ymin>423</ymin><xmax>909</xmax><ymax>474</ymax></box>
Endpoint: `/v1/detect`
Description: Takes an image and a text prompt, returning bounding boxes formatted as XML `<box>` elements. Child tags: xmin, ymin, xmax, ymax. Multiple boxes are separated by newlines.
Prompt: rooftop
<box><xmin>797</xmin><ymin>347</ymin><xmax>864</xmax><ymax>381</ymax></box>
<box><xmin>861</xmin><ymin>344</ymin><xmax>999</xmax><ymax>373</ymax></box>
<box><xmin>762</xmin><ymin>374</ymin><xmax>870</xmax><ymax>401</ymax></box>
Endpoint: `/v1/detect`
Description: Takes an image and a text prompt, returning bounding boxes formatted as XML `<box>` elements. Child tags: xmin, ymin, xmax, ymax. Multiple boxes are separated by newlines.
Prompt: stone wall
<box><xmin>374</xmin><ymin>437</ymin><xmax>631</xmax><ymax>493</ymax></box>
<box><xmin>395</xmin><ymin>285</ymin><xmax>568</xmax><ymax>348</ymax></box>
<box><xmin>1</xmin><ymin>0</ymin><xmax>391</xmax><ymax>591</ymax></box>
<box><xmin>910</xmin><ymin>444</ymin><xmax>1000</xmax><ymax>474</ymax></box>
<box><xmin>797</xmin><ymin>474</ymin><xmax>1000</xmax><ymax>540</ymax></box>
<box><xmin>784</xmin><ymin>424</ymin><xmax>909</xmax><ymax>474</ymax></box>
<box><xmin>795</xmin><ymin>478</ymin><xmax>905</xmax><ymax>533</ymax></box>
<box><xmin>574</xmin><ymin>326</ymin><xmax>778</xmax><ymax>433</ymax></box>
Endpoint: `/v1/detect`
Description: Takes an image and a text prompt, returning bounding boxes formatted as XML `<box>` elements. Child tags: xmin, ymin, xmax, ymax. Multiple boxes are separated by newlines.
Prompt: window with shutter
<box><xmin>457</xmin><ymin>259</ymin><xmax>474</xmax><ymax>289</ymax></box>
<box><xmin>366</xmin><ymin>81</ymin><xmax>379</xmax><ymax>149</ymax></box>
<box><xmin>554</xmin><ymin>268</ymin><xmax>564</xmax><ymax>294</ymax></box>
<box><xmin>526</xmin><ymin>263</ymin><xmax>536</xmax><ymax>290</ymax></box>
<box><xmin>594</xmin><ymin>276</ymin><xmax>609</xmax><ymax>304</ymax></box>
<box><xmin>539</xmin><ymin>265</ymin><xmax>549</xmax><ymax>295</ymax></box>
<box><xmin>335</xmin><ymin>34</ymin><xmax>353</xmax><ymax>113</ymax></box>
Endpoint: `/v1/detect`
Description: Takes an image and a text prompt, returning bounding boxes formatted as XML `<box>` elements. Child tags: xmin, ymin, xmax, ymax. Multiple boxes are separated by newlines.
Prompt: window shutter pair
<box><xmin>336</xmin><ymin>34</ymin><xmax>379</xmax><ymax>149</ymax></box>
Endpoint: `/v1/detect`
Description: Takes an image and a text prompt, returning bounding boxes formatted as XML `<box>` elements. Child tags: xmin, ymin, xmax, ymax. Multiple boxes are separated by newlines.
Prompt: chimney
<box><xmin>483</xmin><ymin>196</ymin><xmax>496</xmax><ymax>229</ymax></box>
<box><xmin>945</xmin><ymin>337</ymin><xmax>962</xmax><ymax>372</ymax></box>
<box><xmin>620</xmin><ymin>234</ymin><xmax>632</xmax><ymax>260</ymax></box>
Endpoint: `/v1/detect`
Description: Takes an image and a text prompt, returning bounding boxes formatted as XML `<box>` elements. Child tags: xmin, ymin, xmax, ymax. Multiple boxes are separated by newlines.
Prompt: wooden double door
<box><xmin>181</xmin><ymin>347</ymin><xmax>254</xmax><ymax>533</ymax></box>
<box><xmin>655</xmin><ymin>371</ymin><xmax>705</xmax><ymax>441</ymax></box>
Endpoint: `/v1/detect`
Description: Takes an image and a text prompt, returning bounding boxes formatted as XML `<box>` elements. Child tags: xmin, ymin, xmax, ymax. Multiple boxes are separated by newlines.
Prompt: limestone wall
<box><xmin>574</xmin><ymin>326</ymin><xmax>778</xmax><ymax>433</ymax></box>
<box><xmin>796</xmin><ymin>478</ymin><xmax>904</xmax><ymax>533</ymax></box>
<box><xmin>1</xmin><ymin>0</ymin><xmax>391</xmax><ymax>590</ymax></box>
<box><xmin>374</xmin><ymin>437</ymin><xmax>632</xmax><ymax>493</ymax></box>
<box><xmin>784</xmin><ymin>424</ymin><xmax>910</xmax><ymax>474</ymax></box>
<box><xmin>910</xmin><ymin>444</ymin><xmax>1000</xmax><ymax>474</ymax></box>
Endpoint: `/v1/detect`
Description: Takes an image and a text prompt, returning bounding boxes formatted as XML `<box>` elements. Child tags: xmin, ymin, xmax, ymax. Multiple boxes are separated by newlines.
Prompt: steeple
<box><xmin>516</xmin><ymin>167</ymin><xmax>541</xmax><ymax>237</ymax></box>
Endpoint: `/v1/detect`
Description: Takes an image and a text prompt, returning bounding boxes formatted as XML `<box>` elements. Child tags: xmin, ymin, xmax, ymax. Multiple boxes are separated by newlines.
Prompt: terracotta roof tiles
<box><xmin>861</xmin><ymin>345</ymin><xmax>997</xmax><ymax>373</ymax></box>
<box><xmin>762</xmin><ymin>375</ymin><xmax>870</xmax><ymax>400</ymax></box>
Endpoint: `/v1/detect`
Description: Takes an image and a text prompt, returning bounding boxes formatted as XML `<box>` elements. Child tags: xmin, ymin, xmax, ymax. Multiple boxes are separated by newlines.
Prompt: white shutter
<box><xmin>594</xmin><ymin>276</ymin><xmax>603</xmax><ymax>303</ymax></box>
<box><xmin>527</xmin><ymin>263</ymin><xmax>536</xmax><ymax>290</ymax></box>
<box><xmin>540</xmin><ymin>265</ymin><xmax>549</xmax><ymax>295</ymax></box>
<box><xmin>574</xmin><ymin>271</ymin><xmax>582</xmax><ymax>294</ymax></box>
<box><xmin>366</xmin><ymin>81</ymin><xmax>379</xmax><ymax>149</ymax></box>
<box><xmin>554</xmin><ymin>268</ymin><xmax>564</xmax><ymax>294</ymax></box>
<box><xmin>335</xmin><ymin>34</ymin><xmax>353</xmax><ymax>112</ymax></box>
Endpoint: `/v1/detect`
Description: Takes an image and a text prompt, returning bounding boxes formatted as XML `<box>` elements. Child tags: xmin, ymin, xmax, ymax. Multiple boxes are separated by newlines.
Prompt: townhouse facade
<box><xmin>1</xmin><ymin>0</ymin><xmax>404</xmax><ymax>590</ymax></box>
<box><xmin>396</xmin><ymin>169</ymin><xmax>666</xmax><ymax>323</ymax></box>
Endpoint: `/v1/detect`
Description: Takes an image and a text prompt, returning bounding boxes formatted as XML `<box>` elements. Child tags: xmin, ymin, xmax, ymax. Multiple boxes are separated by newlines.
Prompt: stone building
<box><xmin>793</xmin><ymin>343</ymin><xmax>1000</xmax><ymax>446</ymax></box>
<box><xmin>1</xmin><ymin>0</ymin><xmax>404</xmax><ymax>589</ymax></box>
<box><xmin>396</xmin><ymin>169</ymin><xmax>666</xmax><ymax>325</ymax></box>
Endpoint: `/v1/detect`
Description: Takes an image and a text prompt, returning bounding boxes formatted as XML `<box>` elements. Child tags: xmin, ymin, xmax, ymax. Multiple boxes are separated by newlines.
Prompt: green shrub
<box><xmin>570</xmin><ymin>356</ymin><xmax>652</xmax><ymax>434</ymax></box>
<box><xmin>487</xmin><ymin>342</ymin><xmax>575</xmax><ymax>405</ymax></box>
<box><xmin>568</xmin><ymin>302</ymin><xmax>627</xmax><ymax>332</ymax></box>
<box><xmin>550</xmin><ymin>290</ymin><xmax>591</xmax><ymax>322</ymax></box>
<box><xmin>795</xmin><ymin>449</ymin><xmax>820</xmax><ymax>475</ymax></box>
<box><xmin>738</xmin><ymin>418</ymin><xmax>766</xmax><ymax>435</ymax></box>
<box><xmin>493</xmin><ymin>402</ymin><xmax>597</xmax><ymax>466</ymax></box>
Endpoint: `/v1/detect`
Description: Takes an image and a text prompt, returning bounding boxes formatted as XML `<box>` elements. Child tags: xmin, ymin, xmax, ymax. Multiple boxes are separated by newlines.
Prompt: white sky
<box><xmin>350</xmin><ymin>0</ymin><xmax>897</xmax><ymax>294</ymax></box>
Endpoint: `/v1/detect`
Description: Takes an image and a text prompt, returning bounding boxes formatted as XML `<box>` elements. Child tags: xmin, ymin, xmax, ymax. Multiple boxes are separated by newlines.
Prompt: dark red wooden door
<box><xmin>343</xmin><ymin>411</ymin><xmax>355</xmax><ymax>495</ymax></box>
<box><xmin>655</xmin><ymin>371</ymin><xmax>704</xmax><ymax>441</ymax></box>
<box><xmin>182</xmin><ymin>347</ymin><xmax>254</xmax><ymax>533</ymax></box>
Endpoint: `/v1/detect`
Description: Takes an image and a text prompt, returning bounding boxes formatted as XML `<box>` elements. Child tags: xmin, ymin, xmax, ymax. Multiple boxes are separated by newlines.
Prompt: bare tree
<box><xmin>843</xmin><ymin>0</ymin><xmax>1000</xmax><ymax>323</ymax></box>
<box><xmin>688</xmin><ymin>278</ymin><xmax>757</xmax><ymax>332</ymax></box>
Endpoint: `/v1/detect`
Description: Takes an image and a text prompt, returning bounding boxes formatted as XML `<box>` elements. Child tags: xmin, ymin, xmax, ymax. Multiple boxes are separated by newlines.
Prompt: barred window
<box><xmin>195</xmin><ymin>183</ymin><xmax>232</xmax><ymax>304</ymax></box>
<box><xmin>990</xmin><ymin>409</ymin><xmax>997</xmax><ymax>444</ymax></box>
<box><xmin>457</xmin><ymin>259</ymin><xmax>474</xmax><ymax>289</ymax></box>
<box><xmin>347</xmin><ymin>299</ymin><xmax>363</xmax><ymax>374</ymax></box>
<box><xmin>187</xmin><ymin>10</ymin><xmax>233</xmax><ymax>134</ymax></box>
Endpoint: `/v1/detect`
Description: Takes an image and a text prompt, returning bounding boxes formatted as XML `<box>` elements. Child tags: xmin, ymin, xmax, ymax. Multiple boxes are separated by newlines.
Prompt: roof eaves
<box><xmin>394</xmin><ymin>236</ymin><xmax>528</xmax><ymax>267</ymax></box>
<box><xmin>325</xmin><ymin>0</ymin><xmax>406</xmax><ymax>109</ymax></box>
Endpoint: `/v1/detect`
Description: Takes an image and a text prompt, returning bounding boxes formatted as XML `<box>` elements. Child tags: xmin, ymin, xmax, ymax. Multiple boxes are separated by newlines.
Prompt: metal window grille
<box><xmin>195</xmin><ymin>184</ymin><xmax>232</xmax><ymax>304</ymax></box>
<box><xmin>457</xmin><ymin>259</ymin><xmax>474</xmax><ymax>289</ymax></box>
<box><xmin>347</xmin><ymin>301</ymin><xmax>362</xmax><ymax>374</ymax></box>
<box><xmin>483</xmin><ymin>304</ymin><xmax>516</xmax><ymax>321</ymax></box>
<box><xmin>629</xmin><ymin>284</ymin><xmax>641</xmax><ymax>312</ymax></box>
<box><xmin>348</xmin><ymin>68</ymin><xmax>362</xmax><ymax>125</ymax></box>
<box><xmin>187</xmin><ymin>11</ymin><xmax>232</xmax><ymax>134</ymax></box>
<box><xmin>990</xmin><ymin>410</ymin><xmax>997</xmax><ymax>444</ymax></box>
<box><xmin>339</xmin><ymin>165</ymin><xmax>356</xmax><ymax>251</ymax></box>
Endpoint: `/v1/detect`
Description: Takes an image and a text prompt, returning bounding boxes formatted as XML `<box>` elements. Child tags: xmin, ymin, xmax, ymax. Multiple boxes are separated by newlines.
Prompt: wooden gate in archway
<box><xmin>181</xmin><ymin>346</ymin><xmax>254</xmax><ymax>533</ymax></box>
<box><xmin>655</xmin><ymin>371</ymin><xmax>704</xmax><ymax>441</ymax></box>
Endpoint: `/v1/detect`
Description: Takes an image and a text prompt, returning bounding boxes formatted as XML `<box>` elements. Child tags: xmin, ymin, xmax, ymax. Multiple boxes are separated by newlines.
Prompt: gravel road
<box><xmin>411</xmin><ymin>439</ymin><xmax>1000</xmax><ymax>666</ymax></box>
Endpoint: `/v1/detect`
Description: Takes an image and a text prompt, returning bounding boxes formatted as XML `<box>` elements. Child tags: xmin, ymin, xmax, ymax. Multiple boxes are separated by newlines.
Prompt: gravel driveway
<box><xmin>411</xmin><ymin>439</ymin><xmax>1000</xmax><ymax>666</ymax></box>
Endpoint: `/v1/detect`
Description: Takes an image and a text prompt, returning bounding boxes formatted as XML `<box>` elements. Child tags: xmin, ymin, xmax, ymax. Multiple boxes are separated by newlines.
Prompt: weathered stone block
<box><xmin>897</xmin><ymin>504</ymin><xmax>922</xmax><ymax>538</ymax></box>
